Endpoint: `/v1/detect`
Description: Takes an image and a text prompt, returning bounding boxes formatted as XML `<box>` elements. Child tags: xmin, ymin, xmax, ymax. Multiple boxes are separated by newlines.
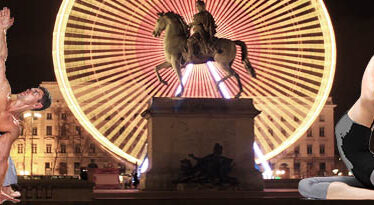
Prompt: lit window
<box><xmin>32</xmin><ymin>144</ymin><xmax>37</xmax><ymax>154</ymax></box>
<box><xmin>32</xmin><ymin>127</ymin><xmax>38</xmax><ymax>136</ymax></box>
<box><xmin>46</xmin><ymin>144</ymin><xmax>52</xmax><ymax>153</ymax></box>
<box><xmin>17</xmin><ymin>144</ymin><xmax>23</xmax><ymax>154</ymax></box>
<box><xmin>61</xmin><ymin>113</ymin><xmax>67</xmax><ymax>120</ymax></box>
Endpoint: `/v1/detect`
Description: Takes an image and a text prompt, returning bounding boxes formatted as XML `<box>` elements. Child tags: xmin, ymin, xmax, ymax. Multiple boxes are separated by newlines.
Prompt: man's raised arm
<box><xmin>0</xmin><ymin>7</ymin><xmax>14</xmax><ymax>77</ymax></box>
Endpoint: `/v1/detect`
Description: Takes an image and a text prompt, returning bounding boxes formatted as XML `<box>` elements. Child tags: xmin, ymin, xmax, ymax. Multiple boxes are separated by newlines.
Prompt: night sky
<box><xmin>0</xmin><ymin>0</ymin><xmax>373</xmax><ymax>124</ymax></box>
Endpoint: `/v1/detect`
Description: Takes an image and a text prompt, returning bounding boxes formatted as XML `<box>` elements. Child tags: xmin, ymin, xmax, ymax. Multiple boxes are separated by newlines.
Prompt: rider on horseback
<box><xmin>186</xmin><ymin>0</ymin><xmax>217</xmax><ymax>63</ymax></box>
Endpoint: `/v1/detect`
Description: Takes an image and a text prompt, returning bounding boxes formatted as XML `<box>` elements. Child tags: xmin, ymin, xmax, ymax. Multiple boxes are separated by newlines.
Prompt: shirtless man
<box><xmin>299</xmin><ymin>55</ymin><xmax>374</xmax><ymax>199</ymax></box>
<box><xmin>0</xmin><ymin>7</ymin><xmax>52</xmax><ymax>204</ymax></box>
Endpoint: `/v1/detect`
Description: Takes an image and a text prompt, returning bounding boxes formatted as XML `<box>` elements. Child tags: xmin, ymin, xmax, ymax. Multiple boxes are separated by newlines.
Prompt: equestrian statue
<box><xmin>152</xmin><ymin>0</ymin><xmax>256</xmax><ymax>98</ymax></box>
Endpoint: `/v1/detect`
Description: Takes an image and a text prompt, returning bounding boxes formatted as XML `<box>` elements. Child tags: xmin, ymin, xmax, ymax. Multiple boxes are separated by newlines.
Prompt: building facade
<box><xmin>269</xmin><ymin>97</ymin><xmax>336</xmax><ymax>178</ymax></box>
<box><xmin>10</xmin><ymin>82</ymin><xmax>132</xmax><ymax>176</ymax></box>
<box><xmin>10</xmin><ymin>82</ymin><xmax>336</xmax><ymax>178</ymax></box>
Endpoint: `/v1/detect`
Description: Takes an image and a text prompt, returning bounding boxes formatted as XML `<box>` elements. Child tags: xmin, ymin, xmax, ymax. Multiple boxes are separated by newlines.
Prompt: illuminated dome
<box><xmin>53</xmin><ymin>0</ymin><xmax>336</xmax><ymax>164</ymax></box>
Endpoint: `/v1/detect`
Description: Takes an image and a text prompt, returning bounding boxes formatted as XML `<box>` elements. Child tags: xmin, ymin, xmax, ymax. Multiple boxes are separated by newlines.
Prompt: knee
<box><xmin>298</xmin><ymin>178</ymin><xmax>314</xmax><ymax>197</ymax></box>
<box><xmin>298</xmin><ymin>177</ymin><xmax>326</xmax><ymax>199</ymax></box>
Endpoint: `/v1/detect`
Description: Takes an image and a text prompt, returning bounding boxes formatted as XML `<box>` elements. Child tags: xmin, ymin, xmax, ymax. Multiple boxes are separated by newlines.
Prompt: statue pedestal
<box><xmin>141</xmin><ymin>97</ymin><xmax>263</xmax><ymax>191</ymax></box>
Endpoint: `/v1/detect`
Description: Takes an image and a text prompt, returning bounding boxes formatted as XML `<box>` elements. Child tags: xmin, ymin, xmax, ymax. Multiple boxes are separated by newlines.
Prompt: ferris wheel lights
<box><xmin>53</xmin><ymin>0</ymin><xmax>336</xmax><ymax>165</ymax></box>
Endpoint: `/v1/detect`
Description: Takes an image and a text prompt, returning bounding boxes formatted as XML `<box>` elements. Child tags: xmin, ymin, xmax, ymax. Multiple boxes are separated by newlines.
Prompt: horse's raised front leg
<box><xmin>171</xmin><ymin>56</ymin><xmax>184</xmax><ymax>97</ymax></box>
<box><xmin>155</xmin><ymin>62</ymin><xmax>171</xmax><ymax>85</ymax></box>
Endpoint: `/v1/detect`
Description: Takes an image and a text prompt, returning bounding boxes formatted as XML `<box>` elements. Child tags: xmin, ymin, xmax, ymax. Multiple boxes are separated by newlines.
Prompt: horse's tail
<box><xmin>234</xmin><ymin>40</ymin><xmax>256</xmax><ymax>78</ymax></box>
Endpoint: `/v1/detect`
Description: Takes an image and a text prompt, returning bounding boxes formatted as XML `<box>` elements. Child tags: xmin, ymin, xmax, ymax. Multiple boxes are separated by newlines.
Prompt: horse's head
<box><xmin>153</xmin><ymin>12</ymin><xmax>168</xmax><ymax>37</ymax></box>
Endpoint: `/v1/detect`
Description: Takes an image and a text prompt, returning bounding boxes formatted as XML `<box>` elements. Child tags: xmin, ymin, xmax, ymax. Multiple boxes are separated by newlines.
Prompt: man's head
<box><xmin>196</xmin><ymin>0</ymin><xmax>206</xmax><ymax>12</ymax></box>
<box><xmin>16</xmin><ymin>86</ymin><xmax>52</xmax><ymax>111</ymax></box>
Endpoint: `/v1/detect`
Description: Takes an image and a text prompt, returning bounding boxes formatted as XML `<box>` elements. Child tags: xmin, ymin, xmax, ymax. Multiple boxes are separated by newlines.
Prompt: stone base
<box><xmin>141</xmin><ymin>97</ymin><xmax>263</xmax><ymax>191</ymax></box>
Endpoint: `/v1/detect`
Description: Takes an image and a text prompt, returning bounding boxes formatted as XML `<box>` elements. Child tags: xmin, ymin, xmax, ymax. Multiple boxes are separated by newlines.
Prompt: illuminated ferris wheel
<box><xmin>53</xmin><ymin>0</ymin><xmax>336</xmax><ymax>165</ymax></box>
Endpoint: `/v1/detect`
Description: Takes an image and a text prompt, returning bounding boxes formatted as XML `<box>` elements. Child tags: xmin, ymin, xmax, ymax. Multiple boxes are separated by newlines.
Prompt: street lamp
<box><xmin>23</xmin><ymin>111</ymin><xmax>42</xmax><ymax>176</ymax></box>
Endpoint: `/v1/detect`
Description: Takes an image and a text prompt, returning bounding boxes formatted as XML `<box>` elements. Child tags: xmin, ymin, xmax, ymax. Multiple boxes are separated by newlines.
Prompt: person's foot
<box><xmin>9</xmin><ymin>191</ymin><xmax>20</xmax><ymax>198</ymax></box>
<box><xmin>1</xmin><ymin>186</ymin><xmax>20</xmax><ymax>198</ymax></box>
<box><xmin>0</xmin><ymin>190</ymin><xmax>20</xmax><ymax>204</ymax></box>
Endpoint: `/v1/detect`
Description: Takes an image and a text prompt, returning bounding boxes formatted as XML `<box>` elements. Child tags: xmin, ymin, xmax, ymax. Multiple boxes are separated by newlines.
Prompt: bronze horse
<box><xmin>152</xmin><ymin>12</ymin><xmax>256</xmax><ymax>98</ymax></box>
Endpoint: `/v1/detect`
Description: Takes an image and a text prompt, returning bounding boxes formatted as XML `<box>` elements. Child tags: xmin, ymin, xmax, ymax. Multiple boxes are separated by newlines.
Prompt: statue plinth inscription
<box><xmin>140</xmin><ymin>97</ymin><xmax>263</xmax><ymax>191</ymax></box>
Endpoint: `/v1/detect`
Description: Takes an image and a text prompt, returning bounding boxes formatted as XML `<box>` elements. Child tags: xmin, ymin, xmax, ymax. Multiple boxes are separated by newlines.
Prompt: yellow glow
<box><xmin>53</xmin><ymin>0</ymin><xmax>336</xmax><ymax>165</ymax></box>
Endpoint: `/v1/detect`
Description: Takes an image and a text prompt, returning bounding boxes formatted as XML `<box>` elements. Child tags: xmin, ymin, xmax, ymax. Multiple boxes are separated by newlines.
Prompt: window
<box><xmin>319</xmin><ymin>127</ymin><xmax>325</xmax><ymax>137</ymax></box>
<box><xmin>45</xmin><ymin>162</ymin><xmax>51</xmax><ymax>169</ymax></box>
<box><xmin>280</xmin><ymin>117</ymin><xmax>285</xmax><ymax>122</ymax></box>
<box><xmin>307</xmin><ymin>129</ymin><xmax>313</xmax><ymax>137</ymax></box>
<box><xmin>320</xmin><ymin>162</ymin><xmax>326</xmax><ymax>172</ymax></box>
<box><xmin>20</xmin><ymin>128</ymin><xmax>24</xmax><ymax>136</ymax></box>
<box><xmin>61</xmin><ymin>126</ymin><xmax>67</xmax><ymax>136</ymax></box>
<box><xmin>319</xmin><ymin>115</ymin><xmax>325</xmax><ymax>122</ymax></box>
<box><xmin>76</xmin><ymin>126</ymin><xmax>81</xmax><ymax>135</ymax></box>
<box><xmin>32</xmin><ymin>144</ymin><xmax>37</xmax><ymax>154</ymax></box>
<box><xmin>307</xmin><ymin>162</ymin><xmax>313</xmax><ymax>169</ymax></box>
<box><xmin>46</xmin><ymin>144</ymin><xmax>52</xmax><ymax>153</ymax></box>
<box><xmin>61</xmin><ymin>113</ymin><xmax>67</xmax><ymax>120</ymax></box>
<box><xmin>89</xmin><ymin>143</ymin><xmax>96</xmax><ymax>153</ymax></box>
<box><xmin>74</xmin><ymin>162</ymin><xmax>80</xmax><ymax>175</ymax></box>
<box><xmin>294</xmin><ymin>116</ymin><xmax>299</xmax><ymax>122</ymax></box>
<box><xmin>294</xmin><ymin>145</ymin><xmax>300</xmax><ymax>155</ymax></box>
<box><xmin>320</xmin><ymin>144</ymin><xmax>325</xmax><ymax>155</ymax></box>
<box><xmin>307</xmin><ymin>144</ymin><xmax>313</xmax><ymax>155</ymax></box>
<box><xmin>46</xmin><ymin>126</ymin><xmax>52</xmax><ymax>136</ymax></box>
<box><xmin>17</xmin><ymin>144</ymin><xmax>23</xmax><ymax>154</ymax></box>
<box><xmin>60</xmin><ymin>144</ymin><xmax>66</xmax><ymax>153</ymax></box>
<box><xmin>32</xmin><ymin>127</ymin><xmax>38</xmax><ymax>136</ymax></box>
<box><xmin>294</xmin><ymin>162</ymin><xmax>300</xmax><ymax>172</ymax></box>
<box><xmin>47</xmin><ymin>113</ymin><xmax>52</xmax><ymax>120</ymax></box>
<box><xmin>59</xmin><ymin>162</ymin><xmax>67</xmax><ymax>175</ymax></box>
<box><xmin>75</xmin><ymin>144</ymin><xmax>81</xmax><ymax>153</ymax></box>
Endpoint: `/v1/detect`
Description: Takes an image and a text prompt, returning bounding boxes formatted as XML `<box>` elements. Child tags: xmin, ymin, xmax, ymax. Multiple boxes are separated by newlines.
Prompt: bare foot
<box><xmin>0</xmin><ymin>190</ymin><xmax>20</xmax><ymax>204</ymax></box>
<box><xmin>2</xmin><ymin>186</ymin><xmax>20</xmax><ymax>198</ymax></box>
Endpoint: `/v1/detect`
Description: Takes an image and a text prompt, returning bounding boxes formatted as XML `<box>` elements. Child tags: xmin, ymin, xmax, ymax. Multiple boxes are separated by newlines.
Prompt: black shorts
<box><xmin>335</xmin><ymin>113</ymin><xmax>374</xmax><ymax>188</ymax></box>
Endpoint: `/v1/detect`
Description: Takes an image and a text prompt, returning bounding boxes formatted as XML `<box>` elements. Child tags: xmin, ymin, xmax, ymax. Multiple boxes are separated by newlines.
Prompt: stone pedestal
<box><xmin>141</xmin><ymin>97</ymin><xmax>263</xmax><ymax>191</ymax></box>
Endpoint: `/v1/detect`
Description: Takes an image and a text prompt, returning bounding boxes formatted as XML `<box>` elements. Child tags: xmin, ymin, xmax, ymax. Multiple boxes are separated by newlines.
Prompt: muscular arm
<box><xmin>348</xmin><ymin>55</ymin><xmax>374</xmax><ymax>128</ymax></box>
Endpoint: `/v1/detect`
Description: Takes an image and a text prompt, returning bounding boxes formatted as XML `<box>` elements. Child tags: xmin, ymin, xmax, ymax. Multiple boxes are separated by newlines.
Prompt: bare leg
<box><xmin>327</xmin><ymin>181</ymin><xmax>374</xmax><ymax>200</ymax></box>
<box><xmin>0</xmin><ymin>135</ymin><xmax>19</xmax><ymax>204</ymax></box>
